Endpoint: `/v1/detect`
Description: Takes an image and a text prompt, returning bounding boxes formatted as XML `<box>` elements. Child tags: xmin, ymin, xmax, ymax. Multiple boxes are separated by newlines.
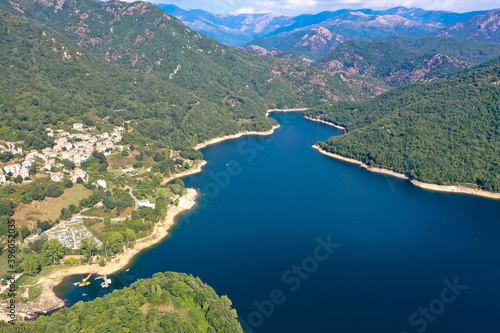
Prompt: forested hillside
<box><xmin>434</xmin><ymin>9</ymin><xmax>500</xmax><ymax>44</ymax></box>
<box><xmin>0</xmin><ymin>12</ymin><xmax>258</xmax><ymax>150</ymax></box>
<box><xmin>316</xmin><ymin>41</ymin><xmax>467</xmax><ymax>86</ymax></box>
<box><xmin>0</xmin><ymin>0</ymin><xmax>361</xmax><ymax>116</ymax></box>
<box><xmin>379</xmin><ymin>35</ymin><xmax>500</xmax><ymax>65</ymax></box>
<box><xmin>0</xmin><ymin>272</ymin><xmax>243</xmax><ymax>332</ymax></box>
<box><xmin>307</xmin><ymin>58</ymin><xmax>500</xmax><ymax>192</ymax></box>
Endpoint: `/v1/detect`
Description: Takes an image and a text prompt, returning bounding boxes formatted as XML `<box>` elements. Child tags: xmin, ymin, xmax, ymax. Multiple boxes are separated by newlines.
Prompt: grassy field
<box><xmin>13</xmin><ymin>185</ymin><xmax>93</xmax><ymax>227</ymax></box>
<box><xmin>107</xmin><ymin>151</ymin><xmax>139</xmax><ymax>168</ymax></box>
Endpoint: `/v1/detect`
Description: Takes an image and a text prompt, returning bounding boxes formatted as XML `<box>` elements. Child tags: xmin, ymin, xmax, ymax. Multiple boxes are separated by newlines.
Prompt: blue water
<box><xmin>55</xmin><ymin>112</ymin><xmax>500</xmax><ymax>333</ymax></box>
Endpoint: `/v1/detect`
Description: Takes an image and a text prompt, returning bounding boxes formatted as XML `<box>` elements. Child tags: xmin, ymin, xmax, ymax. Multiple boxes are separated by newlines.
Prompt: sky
<box><xmin>158</xmin><ymin>0</ymin><xmax>499</xmax><ymax>15</ymax></box>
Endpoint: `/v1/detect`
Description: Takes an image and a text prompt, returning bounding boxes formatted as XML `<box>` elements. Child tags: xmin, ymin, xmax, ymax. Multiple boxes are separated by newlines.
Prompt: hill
<box><xmin>0</xmin><ymin>271</ymin><xmax>243</xmax><ymax>332</ymax></box>
<box><xmin>379</xmin><ymin>35</ymin><xmax>500</xmax><ymax>64</ymax></box>
<box><xmin>0</xmin><ymin>0</ymin><xmax>360</xmax><ymax>115</ymax></box>
<box><xmin>159</xmin><ymin>4</ymin><xmax>293</xmax><ymax>46</ymax></box>
<box><xmin>244</xmin><ymin>8</ymin><xmax>487</xmax><ymax>60</ymax></box>
<box><xmin>0</xmin><ymin>11</ymin><xmax>256</xmax><ymax>150</ymax></box>
<box><xmin>306</xmin><ymin>58</ymin><xmax>500</xmax><ymax>192</ymax></box>
<box><xmin>316</xmin><ymin>41</ymin><xmax>467</xmax><ymax>87</ymax></box>
<box><xmin>434</xmin><ymin>9</ymin><xmax>500</xmax><ymax>44</ymax></box>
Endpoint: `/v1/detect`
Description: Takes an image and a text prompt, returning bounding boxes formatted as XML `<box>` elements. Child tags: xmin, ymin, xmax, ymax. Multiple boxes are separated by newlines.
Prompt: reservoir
<box><xmin>55</xmin><ymin>112</ymin><xmax>500</xmax><ymax>333</ymax></box>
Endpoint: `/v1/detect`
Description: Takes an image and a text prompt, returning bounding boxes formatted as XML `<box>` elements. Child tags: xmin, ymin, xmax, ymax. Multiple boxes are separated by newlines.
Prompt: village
<box><xmin>0</xmin><ymin>123</ymin><xmax>125</xmax><ymax>185</ymax></box>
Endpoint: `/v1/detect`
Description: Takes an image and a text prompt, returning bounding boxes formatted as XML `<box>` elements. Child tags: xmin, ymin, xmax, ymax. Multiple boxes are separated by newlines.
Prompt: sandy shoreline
<box><xmin>7</xmin><ymin>120</ymin><xmax>287</xmax><ymax>321</ymax></box>
<box><xmin>162</xmin><ymin>160</ymin><xmax>208</xmax><ymax>184</ymax></box>
<box><xmin>3</xmin><ymin>188</ymin><xmax>198</xmax><ymax>321</ymax></box>
<box><xmin>303</xmin><ymin>115</ymin><xmax>346</xmax><ymax>131</ymax></box>
<box><xmin>266</xmin><ymin>108</ymin><xmax>346</xmax><ymax>131</ymax></box>
<box><xmin>265</xmin><ymin>108</ymin><xmax>309</xmax><ymax>117</ymax></box>
<box><xmin>312</xmin><ymin>145</ymin><xmax>500</xmax><ymax>200</ymax></box>
<box><xmin>193</xmin><ymin>124</ymin><xmax>280</xmax><ymax>150</ymax></box>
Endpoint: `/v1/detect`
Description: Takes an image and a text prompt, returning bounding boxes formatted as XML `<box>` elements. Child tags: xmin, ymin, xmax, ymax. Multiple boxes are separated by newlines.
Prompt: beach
<box><xmin>1</xmin><ymin>188</ymin><xmax>198</xmax><ymax>321</ymax></box>
<box><xmin>4</xmin><ymin>122</ymin><xmax>286</xmax><ymax>321</ymax></box>
<box><xmin>303</xmin><ymin>115</ymin><xmax>346</xmax><ymax>131</ymax></box>
<box><xmin>193</xmin><ymin>124</ymin><xmax>280</xmax><ymax>150</ymax></box>
<box><xmin>312</xmin><ymin>145</ymin><xmax>500</xmax><ymax>199</ymax></box>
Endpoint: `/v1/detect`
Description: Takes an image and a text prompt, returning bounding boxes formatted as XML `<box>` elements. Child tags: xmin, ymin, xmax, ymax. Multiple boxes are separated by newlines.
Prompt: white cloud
<box><xmin>157</xmin><ymin>0</ymin><xmax>500</xmax><ymax>15</ymax></box>
<box><xmin>231</xmin><ymin>7</ymin><xmax>256</xmax><ymax>14</ymax></box>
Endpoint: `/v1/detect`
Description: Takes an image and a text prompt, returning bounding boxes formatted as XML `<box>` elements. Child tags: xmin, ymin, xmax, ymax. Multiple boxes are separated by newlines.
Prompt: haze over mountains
<box><xmin>162</xmin><ymin>4</ymin><xmax>499</xmax><ymax>60</ymax></box>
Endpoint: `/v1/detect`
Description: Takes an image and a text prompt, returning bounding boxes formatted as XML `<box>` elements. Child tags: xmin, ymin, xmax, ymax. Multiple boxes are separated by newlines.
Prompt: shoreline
<box><xmin>193</xmin><ymin>124</ymin><xmax>280</xmax><ymax>150</ymax></box>
<box><xmin>10</xmin><ymin>120</ymin><xmax>287</xmax><ymax>321</ymax></box>
<box><xmin>303</xmin><ymin>115</ymin><xmax>346</xmax><ymax>131</ymax></box>
<box><xmin>265</xmin><ymin>108</ymin><xmax>346</xmax><ymax>131</ymax></box>
<box><xmin>162</xmin><ymin>160</ymin><xmax>208</xmax><ymax>184</ymax></box>
<box><xmin>4</xmin><ymin>188</ymin><xmax>198</xmax><ymax>322</ymax></box>
<box><xmin>312</xmin><ymin>145</ymin><xmax>500</xmax><ymax>200</ymax></box>
<box><xmin>265</xmin><ymin>107</ymin><xmax>309</xmax><ymax>117</ymax></box>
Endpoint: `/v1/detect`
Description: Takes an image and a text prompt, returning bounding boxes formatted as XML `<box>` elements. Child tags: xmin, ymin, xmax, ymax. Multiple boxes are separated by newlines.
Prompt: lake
<box><xmin>55</xmin><ymin>112</ymin><xmax>500</xmax><ymax>333</ymax></box>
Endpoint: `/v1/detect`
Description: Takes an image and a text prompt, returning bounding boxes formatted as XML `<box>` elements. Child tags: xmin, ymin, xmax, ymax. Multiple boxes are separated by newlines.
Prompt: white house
<box><xmin>73</xmin><ymin>123</ymin><xmax>84</xmax><ymax>130</ymax></box>
<box><xmin>18</xmin><ymin>167</ymin><xmax>30</xmax><ymax>179</ymax></box>
<box><xmin>70</xmin><ymin>168</ymin><xmax>89</xmax><ymax>183</ymax></box>
<box><xmin>122</xmin><ymin>167</ymin><xmax>134</xmax><ymax>174</ymax></box>
<box><xmin>96</xmin><ymin>179</ymin><xmax>107</xmax><ymax>188</ymax></box>
<box><xmin>138</xmin><ymin>199</ymin><xmax>155</xmax><ymax>209</ymax></box>
<box><xmin>4</xmin><ymin>164</ymin><xmax>21</xmax><ymax>175</ymax></box>
<box><xmin>0</xmin><ymin>170</ymin><xmax>6</xmax><ymax>184</ymax></box>
<box><xmin>51</xmin><ymin>172</ymin><xmax>64</xmax><ymax>182</ymax></box>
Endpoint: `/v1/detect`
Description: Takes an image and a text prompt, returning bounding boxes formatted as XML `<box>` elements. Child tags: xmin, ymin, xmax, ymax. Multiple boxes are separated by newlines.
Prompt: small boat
<box><xmin>73</xmin><ymin>274</ymin><xmax>92</xmax><ymax>287</ymax></box>
<box><xmin>126</xmin><ymin>269</ymin><xmax>130</xmax><ymax>272</ymax></box>
<box><xmin>82</xmin><ymin>293</ymin><xmax>87</xmax><ymax>296</ymax></box>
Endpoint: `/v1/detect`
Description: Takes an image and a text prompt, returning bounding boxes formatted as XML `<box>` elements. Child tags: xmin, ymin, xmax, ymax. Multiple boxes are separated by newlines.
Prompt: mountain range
<box><xmin>161</xmin><ymin>5</ymin><xmax>499</xmax><ymax>61</ymax></box>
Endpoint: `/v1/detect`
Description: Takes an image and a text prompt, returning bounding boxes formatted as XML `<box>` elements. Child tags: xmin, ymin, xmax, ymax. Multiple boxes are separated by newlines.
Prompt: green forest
<box><xmin>307</xmin><ymin>58</ymin><xmax>500</xmax><ymax>191</ymax></box>
<box><xmin>0</xmin><ymin>272</ymin><xmax>243</xmax><ymax>332</ymax></box>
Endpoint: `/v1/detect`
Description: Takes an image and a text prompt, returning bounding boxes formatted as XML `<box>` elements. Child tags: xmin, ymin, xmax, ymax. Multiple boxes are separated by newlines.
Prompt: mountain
<box><xmin>0</xmin><ymin>271</ymin><xmax>243</xmax><ymax>332</ymax></box>
<box><xmin>379</xmin><ymin>35</ymin><xmax>500</xmax><ymax>64</ymax></box>
<box><xmin>434</xmin><ymin>9</ymin><xmax>500</xmax><ymax>44</ymax></box>
<box><xmin>238</xmin><ymin>45</ymin><xmax>315</xmax><ymax>64</ymax></box>
<box><xmin>248</xmin><ymin>26</ymin><xmax>348</xmax><ymax>59</ymax></box>
<box><xmin>0</xmin><ymin>0</ymin><xmax>362</xmax><ymax>116</ymax></box>
<box><xmin>0</xmin><ymin>11</ymin><xmax>248</xmax><ymax>149</ymax></box>
<box><xmin>158</xmin><ymin>4</ymin><xmax>293</xmax><ymax>46</ymax></box>
<box><xmin>157</xmin><ymin>5</ymin><xmax>486</xmax><ymax>49</ymax></box>
<box><xmin>244</xmin><ymin>8</ymin><xmax>491</xmax><ymax>60</ymax></box>
<box><xmin>307</xmin><ymin>57</ymin><xmax>500</xmax><ymax>192</ymax></box>
<box><xmin>246</xmin><ymin>11</ymin><xmax>449</xmax><ymax>59</ymax></box>
<box><xmin>316</xmin><ymin>41</ymin><xmax>467</xmax><ymax>87</ymax></box>
<box><xmin>265</xmin><ymin>7</ymin><xmax>486</xmax><ymax>37</ymax></box>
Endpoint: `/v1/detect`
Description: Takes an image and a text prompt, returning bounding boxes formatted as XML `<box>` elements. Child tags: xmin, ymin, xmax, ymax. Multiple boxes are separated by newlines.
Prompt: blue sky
<box><xmin>159</xmin><ymin>0</ymin><xmax>499</xmax><ymax>15</ymax></box>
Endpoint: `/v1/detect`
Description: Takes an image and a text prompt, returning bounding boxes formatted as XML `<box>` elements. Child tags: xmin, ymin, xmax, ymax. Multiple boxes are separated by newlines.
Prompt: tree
<box><xmin>123</xmin><ymin>229</ymin><xmax>136</xmax><ymax>248</ymax></box>
<box><xmin>103</xmin><ymin>196</ymin><xmax>115</xmax><ymax>210</ymax></box>
<box><xmin>42</xmin><ymin>239</ymin><xmax>65</xmax><ymax>262</ymax></box>
<box><xmin>37</xmin><ymin>220</ymin><xmax>51</xmax><ymax>232</ymax></box>
<box><xmin>60</xmin><ymin>208</ymin><xmax>72</xmax><ymax>220</ymax></box>
<box><xmin>101</xmin><ymin>232</ymin><xmax>124</xmax><ymax>258</ymax></box>
<box><xmin>121</xmin><ymin>148</ymin><xmax>129</xmax><ymax>157</ymax></box>
<box><xmin>21</xmin><ymin>193</ymin><xmax>33</xmax><ymax>204</ymax></box>
<box><xmin>64</xmin><ymin>179</ymin><xmax>74</xmax><ymax>188</ymax></box>
<box><xmin>153</xmin><ymin>151</ymin><xmax>165</xmax><ymax>162</ymax></box>
<box><xmin>31</xmin><ymin>184</ymin><xmax>46</xmax><ymax>201</ymax></box>
<box><xmin>29</xmin><ymin>239</ymin><xmax>46</xmax><ymax>254</ymax></box>
<box><xmin>0</xmin><ymin>199</ymin><xmax>14</xmax><ymax>217</ymax></box>
<box><xmin>80</xmin><ymin>237</ymin><xmax>97</xmax><ymax>261</ymax></box>
<box><xmin>14</xmin><ymin>175</ymin><xmax>23</xmax><ymax>184</ymax></box>
<box><xmin>2</xmin><ymin>184</ymin><xmax>15</xmax><ymax>195</ymax></box>
<box><xmin>20</xmin><ymin>226</ymin><xmax>31</xmax><ymax>238</ymax></box>
<box><xmin>45</xmin><ymin>181</ymin><xmax>63</xmax><ymax>198</ymax></box>
<box><xmin>20</xmin><ymin>255</ymin><xmax>41</xmax><ymax>276</ymax></box>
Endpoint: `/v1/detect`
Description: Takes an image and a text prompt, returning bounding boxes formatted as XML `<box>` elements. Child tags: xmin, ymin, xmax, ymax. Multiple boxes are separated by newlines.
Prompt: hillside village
<box><xmin>0</xmin><ymin>123</ymin><xmax>125</xmax><ymax>185</ymax></box>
